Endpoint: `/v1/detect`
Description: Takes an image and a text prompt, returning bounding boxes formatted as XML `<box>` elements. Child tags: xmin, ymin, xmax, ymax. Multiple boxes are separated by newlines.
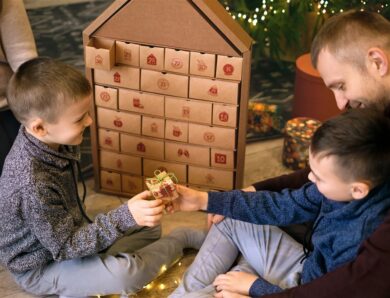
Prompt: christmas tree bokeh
<box><xmin>220</xmin><ymin>0</ymin><xmax>390</xmax><ymax>64</ymax></box>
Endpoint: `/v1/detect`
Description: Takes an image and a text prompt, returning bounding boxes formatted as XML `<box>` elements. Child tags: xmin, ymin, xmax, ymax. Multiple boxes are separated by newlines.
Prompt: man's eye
<box><xmin>337</xmin><ymin>84</ymin><xmax>345</xmax><ymax>91</ymax></box>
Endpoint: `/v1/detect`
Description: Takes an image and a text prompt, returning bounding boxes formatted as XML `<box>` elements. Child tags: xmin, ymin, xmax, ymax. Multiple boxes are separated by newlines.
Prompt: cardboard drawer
<box><xmin>190</xmin><ymin>51</ymin><xmax>216</xmax><ymax>77</ymax></box>
<box><xmin>165</xmin><ymin>96</ymin><xmax>212</xmax><ymax>124</ymax></box>
<box><xmin>164</xmin><ymin>48</ymin><xmax>189</xmax><ymax>74</ymax></box>
<box><xmin>121</xmin><ymin>134</ymin><xmax>164</xmax><ymax>160</ymax></box>
<box><xmin>115</xmin><ymin>41</ymin><xmax>140</xmax><ymax>67</ymax></box>
<box><xmin>142</xmin><ymin>116</ymin><xmax>165</xmax><ymax>139</ymax></box>
<box><xmin>141</xmin><ymin>69</ymin><xmax>188</xmax><ymax>98</ymax></box>
<box><xmin>211</xmin><ymin>148</ymin><xmax>235</xmax><ymax>169</ymax></box>
<box><xmin>98</xmin><ymin>129</ymin><xmax>119</xmax><ymax>151</ymax></box>
<box><xmin>118</xmin><ymin>89</ymin><xmax>164</xmax><ymax>117</ymax></box>
<box><xmin>95</xmin><ymin>66</ymin><xmax>140</xmax><ymax>90</ymax></box>
<box><xmin>143</xmin><ymin>159</ymin><xmax>187</xmax><ymax>183</ymax></box>
<box><xmin>189</xmin><ymin>123</ymin><xmax>236</xmax><ymax>149</ymax></box>
<box><xmin>97</xmin><ymin>107</ymin><xmax>141</xmax><ymax>134</ymax></box>
<box><xmin>188</xmin><ymin>166</ymin><xmax>233</xmax><ymax>189</ymax></box>
<box><xmin>165</xmin><ymin>120</ymin><xmax>188</xmax><ymax>143</ymax></box>
<box><xmin>100</xmin><ymin>170</ymin><xmax>121</xmax><ymax>191</ymax></box>
<box><xmin>165</xmin><ymin>141</ymin><xmax>209</xmax><ymax>167</ymax></box>
<box><xmin>140</xmin><ymin>45</ymin><xmax>164</xmax><ymax>71</ymax></box>
<box><xmin>122</xmin><ymin>174</ymin><xmax>143</xmax><ymax>194</ymax></box>
<box><xmin>189</xmin><ymin>77</ymin><xmax>239</xmax><ymax>104</ymax></box>
<box><xmin>100</xmin><ymin>150</ymin><xmax>142</xmax><ymax>175</ymax></box>
<box><xmin>212</xmin><ymin>103</ymin><xmax>237</xmax><ymax>127</ymax></box>
<box><xmin>216</xmin><ymin>55</ymin><xmax>243</xmax><ymax>81</ymax></box>
<box><xmin>85</xmin><ymin>38</ymin><xmax>115</xmax><ymax>70</ymax></box>
<box><xmin>95</xmin><ymin>85</ymin><xmax>118</xmax><ymax>109</ymax></box>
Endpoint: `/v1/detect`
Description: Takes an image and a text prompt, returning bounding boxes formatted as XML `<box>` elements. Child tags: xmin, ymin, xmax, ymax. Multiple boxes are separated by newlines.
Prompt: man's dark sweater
<box><xmin>252</xmin><ymin>169</ymin><xmax>390</xmax><ymax>298</ymax></box>
<box><xmin>208</xmin><ymin>179</ymin><xmax>390</xmax><ymax>296</ymax></box>
<box><xmin>0</xmin><ymin>128</ymin><xmax>137</xmax><ymax>274</ymax></box>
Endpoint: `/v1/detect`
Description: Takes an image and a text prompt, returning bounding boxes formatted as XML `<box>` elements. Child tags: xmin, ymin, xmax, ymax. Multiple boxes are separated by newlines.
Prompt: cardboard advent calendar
<box><xmin>83</xmin><ymin>0</ymin><xmax>253</xmax><ymax>195</ymax></box>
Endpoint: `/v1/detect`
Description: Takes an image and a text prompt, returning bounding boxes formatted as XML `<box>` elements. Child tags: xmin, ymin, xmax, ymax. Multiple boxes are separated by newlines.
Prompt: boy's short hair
<box><xmin>7</xmin><ymin>57</ymin><xmax>91</xmax><ymax>124</ymax></box>
<box><xmin>310</xmin><ymin>108</ymin><xmax>390</xmax><ymax>187</ymax></box>
<box><xmin>311</xmin><ymin>10</ymin><xmax>390</xmax><ymax>70</ymax></box>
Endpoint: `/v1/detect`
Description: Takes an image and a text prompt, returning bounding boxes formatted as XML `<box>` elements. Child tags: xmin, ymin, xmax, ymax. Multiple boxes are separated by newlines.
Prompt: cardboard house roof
<box><xmin>84</xmin><ymin>0</ymin><xmax>253</xmax><ymax>57</ymax></box>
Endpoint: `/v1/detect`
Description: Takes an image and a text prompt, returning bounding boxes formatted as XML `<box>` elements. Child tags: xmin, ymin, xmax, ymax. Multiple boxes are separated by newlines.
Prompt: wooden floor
<box><xmin>0</xmin><ymin>138</ymin><xmax>292</xmax><ymax>298</ymax></box>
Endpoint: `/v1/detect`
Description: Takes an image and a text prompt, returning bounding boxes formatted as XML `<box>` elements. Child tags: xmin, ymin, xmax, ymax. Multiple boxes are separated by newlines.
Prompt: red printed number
<box><xmin>215</xmin><ymin>153</ymin><xmax>227</xmax><ymax>164</ymax></box>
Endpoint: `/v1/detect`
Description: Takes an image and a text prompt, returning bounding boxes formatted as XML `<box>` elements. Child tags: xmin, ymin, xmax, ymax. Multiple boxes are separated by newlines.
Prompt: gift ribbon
<box><xmin>146</xmin><ymin>170</ymin><xmax>178</xmax><ymax>199</ymax></box>
<box><xmin>145</xmin><ymin>170</ymin><xmax>178</xmax><ymax>185</ymax></box>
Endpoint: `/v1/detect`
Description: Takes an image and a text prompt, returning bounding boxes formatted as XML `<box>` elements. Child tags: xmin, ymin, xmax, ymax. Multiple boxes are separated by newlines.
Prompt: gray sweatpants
<box><xmin>13</xmin><ymin>225</ymin><xmax>184</xmax><ymax>297</ymax></box>
<box><xmin>170</xmin><ymin>218</ymin><xmax>305</xmax><ymax>297</ymax></box>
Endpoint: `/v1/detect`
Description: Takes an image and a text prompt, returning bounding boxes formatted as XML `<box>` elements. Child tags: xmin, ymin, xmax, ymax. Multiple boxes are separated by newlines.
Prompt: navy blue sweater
<box><xmin>208</xmin><ymin>182</ymin><xmax>390</xmax><ymax>296</ymax></box>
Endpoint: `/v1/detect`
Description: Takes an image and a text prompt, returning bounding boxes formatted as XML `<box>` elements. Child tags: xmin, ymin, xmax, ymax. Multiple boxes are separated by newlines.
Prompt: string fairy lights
<box><xmin>222</xmin><ymin>0</ymin><xmax>389</xmax><ymax>61</ymax></box>
<box><xmin>224</xmin><ymin>0</ymin><xmax>388</xmax><ymax>28</ymax></box>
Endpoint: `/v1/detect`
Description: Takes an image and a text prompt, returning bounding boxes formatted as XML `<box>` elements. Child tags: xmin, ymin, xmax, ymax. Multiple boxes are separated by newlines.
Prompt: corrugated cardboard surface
<box><xmin>92</xmin><ymin>0</ymin><xmax>249</xmax><ymax>56</ymax></box>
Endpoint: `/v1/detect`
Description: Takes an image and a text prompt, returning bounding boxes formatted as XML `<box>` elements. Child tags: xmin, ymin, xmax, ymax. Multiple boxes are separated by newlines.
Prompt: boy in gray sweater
<box><xmin>0</xmin><ymin>57</ymin><xmax>205</xmax><ymax>298</ymax></box>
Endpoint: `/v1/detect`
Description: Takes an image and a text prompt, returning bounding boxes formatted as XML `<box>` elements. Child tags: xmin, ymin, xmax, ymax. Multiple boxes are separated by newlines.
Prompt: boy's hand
<box><xmin>213</xmin><ymin>271</ymin><xmax>258</xmax><ymax>296</ymax></box>
<box><xmin>127</xmin><ymin>190</ymin><xmax>164</xmax><ymax>227</ymax></box>
<box><xmin>167</xmin><ymin>185</ymin><xmax>208</xmax><ymax>213</ymax></box>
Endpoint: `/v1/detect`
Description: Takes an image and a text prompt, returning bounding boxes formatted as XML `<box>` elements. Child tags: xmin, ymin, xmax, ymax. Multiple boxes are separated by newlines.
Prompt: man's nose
<box><xmin>335</xmin><ymin>95</ymin><xmax>349</xmax><ymax>110</ymax></box>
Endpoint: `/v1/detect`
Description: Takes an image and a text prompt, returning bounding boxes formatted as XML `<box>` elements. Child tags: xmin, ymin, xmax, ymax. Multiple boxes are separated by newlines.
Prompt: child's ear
<box><xmin>27</xmin><ymin>118</ymin><xmax>47</xmax><ymax>137</ymax></box>
<box><xmin>350</xmin><ymin>181</ymin><xmax>370</xmax><ymax>200</ymax></box>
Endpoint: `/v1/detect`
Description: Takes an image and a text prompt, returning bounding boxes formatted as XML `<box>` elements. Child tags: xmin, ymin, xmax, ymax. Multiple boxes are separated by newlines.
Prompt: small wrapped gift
<box><xmin>145</xmin><ymin>170</ymin><xmax>179</xmax><ymax>203</ymax></box>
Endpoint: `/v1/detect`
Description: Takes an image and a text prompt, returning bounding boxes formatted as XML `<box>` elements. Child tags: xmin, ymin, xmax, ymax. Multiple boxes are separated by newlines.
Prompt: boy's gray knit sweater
<box><xmin>0</xmin><ymin>128</ymin><xmax>137</xmax><ymax>274</ymax></box>
<box><xmin>208</xmin><ymin>182</ymin><xmax>390</xmax><ymax>288</ymax></box>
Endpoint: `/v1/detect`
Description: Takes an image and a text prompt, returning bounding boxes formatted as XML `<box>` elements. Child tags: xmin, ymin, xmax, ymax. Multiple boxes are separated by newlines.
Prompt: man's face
<box><xmin>44</xmin><ymin>95</ymin><xmax>93</xmax><ymax>148</ymax></box>
<box><xmin>316</xmin><ymin>48</ymin><xmax>389</xmax><ymax>111</ymax></box>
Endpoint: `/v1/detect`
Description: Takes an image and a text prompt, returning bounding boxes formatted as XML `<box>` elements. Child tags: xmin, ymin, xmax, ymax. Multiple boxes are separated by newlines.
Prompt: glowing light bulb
<box><xmin>144</xmin><ymin>283</ymin><xmax>153</xmax><ymax>290</ymax></box>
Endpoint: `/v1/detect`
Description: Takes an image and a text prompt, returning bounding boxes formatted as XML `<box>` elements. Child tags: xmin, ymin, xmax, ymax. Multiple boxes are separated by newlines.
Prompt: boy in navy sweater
<box><xmin>169</xmin><ymin>108</ymin><xmax>390</xmax><ymax>298</ymax></box>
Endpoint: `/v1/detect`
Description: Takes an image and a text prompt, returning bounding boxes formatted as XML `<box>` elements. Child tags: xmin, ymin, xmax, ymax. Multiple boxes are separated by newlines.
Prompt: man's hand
<box><xmin>168</xmin><ymin>185</ymin><xmax>209</xmax><ymax>213</ymax></box>
<box><xmin>207</xmin><ymin>186</ymin><xmax>255</xmax><ymax>229</ymax></box>
<box><xmin>127</xmin><ymin>190</ymin><xmax>164</xmax><ymax>227</ymax></box>
<box><xmin>207</xmin><ymin>213</ymin><xmax>225</xmax><ymax>230</ymax></box>
<box><xmin>213</xmin><ymin>271</ymin><xmax>258</xmax><ymax>296</ymax></box>
<box><xmin>241</xmin><ymin>185</ymin><xmax>256</xmax><ymax>192</ymax></box>
<box><xmin>214</xmin><ymin>290</ymin><xmax>250</xmax><ymax>298</ymax></box>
